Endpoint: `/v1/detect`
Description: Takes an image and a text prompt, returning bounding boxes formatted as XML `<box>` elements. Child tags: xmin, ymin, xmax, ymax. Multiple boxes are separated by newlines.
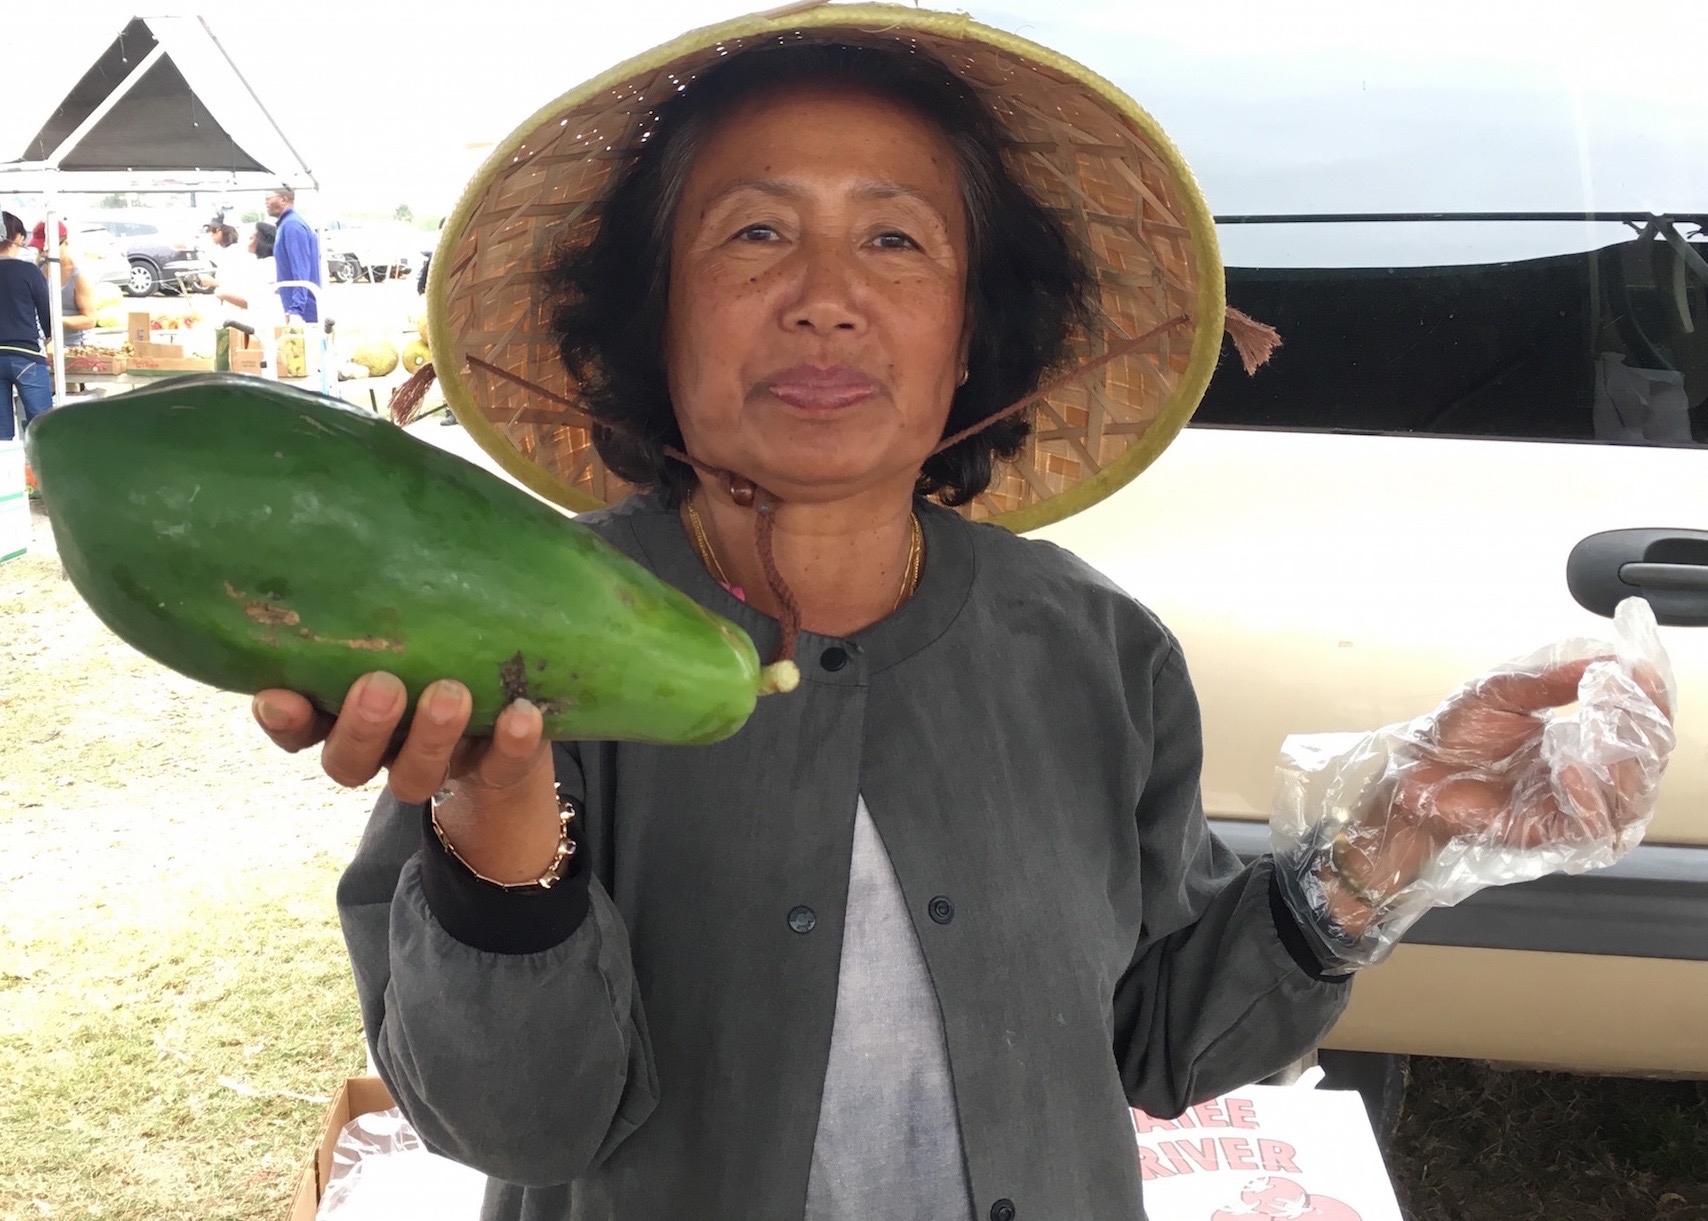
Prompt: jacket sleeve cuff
<box><xmin>417</xmin><ymin>804</ymin><xmax>592</xmax><ymax>954</ymax></box>
<box><xmin>1269</xmin><ymin>866</ymin><xmax>1354</xmax><ymax>985</ymax></box>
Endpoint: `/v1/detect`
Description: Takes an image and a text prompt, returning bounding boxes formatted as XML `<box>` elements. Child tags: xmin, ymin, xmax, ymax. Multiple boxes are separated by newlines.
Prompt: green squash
<box><xmin>26</xmin><ymin>374</ymin><xmax>793</xmax><ymax>745</ymax></box>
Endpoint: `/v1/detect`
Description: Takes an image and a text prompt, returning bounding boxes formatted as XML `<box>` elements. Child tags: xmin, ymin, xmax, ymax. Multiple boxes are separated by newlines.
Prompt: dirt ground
<box><xmin>3</xmin><ymin>492</ymin><xmax>1704</xmax><ymax>1219</ymax></box>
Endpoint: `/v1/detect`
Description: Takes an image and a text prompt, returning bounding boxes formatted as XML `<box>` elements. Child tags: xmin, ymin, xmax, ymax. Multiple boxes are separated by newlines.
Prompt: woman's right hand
<box><xmin>251</xmin><ymin>672</ymin><xmax>567</xmax><ymax>884</ymax></box>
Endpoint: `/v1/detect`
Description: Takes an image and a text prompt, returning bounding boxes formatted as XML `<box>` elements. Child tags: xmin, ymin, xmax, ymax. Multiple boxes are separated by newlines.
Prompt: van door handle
<box><xmin>1568</xmin><ymin>529</ymin><xmax>1708</xmax><ymax>626</ymax></box>
<box><xmin>1619</xmin><ymin>563</ymin><xmax>1708</xmax><ymax>593</ymax></box>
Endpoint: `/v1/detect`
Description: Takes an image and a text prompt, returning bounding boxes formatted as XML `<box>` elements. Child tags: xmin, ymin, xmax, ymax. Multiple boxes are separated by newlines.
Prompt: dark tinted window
<box><xmin>1200</xmin><ymin>222</ymin><xmax>1707</xmax><ymax>448</ymax></box>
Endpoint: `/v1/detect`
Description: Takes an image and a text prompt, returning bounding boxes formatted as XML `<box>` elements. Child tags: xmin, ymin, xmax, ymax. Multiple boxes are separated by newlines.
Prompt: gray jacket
<box><xmin>337</xmin><ymin>491</ymin><xmax>1351</xmax><ymax>1221</ymax></box>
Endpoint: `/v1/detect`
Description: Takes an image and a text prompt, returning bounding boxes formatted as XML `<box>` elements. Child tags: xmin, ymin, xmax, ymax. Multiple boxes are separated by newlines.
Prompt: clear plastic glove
<box><xmin>1273</xmin><ymin>597</ymin><xmax>1677</xmax><ymax>972</ymax></box>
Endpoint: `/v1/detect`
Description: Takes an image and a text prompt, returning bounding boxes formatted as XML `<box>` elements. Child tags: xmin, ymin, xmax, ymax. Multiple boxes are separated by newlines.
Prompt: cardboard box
<box><xmin>217</xmin><ymin>327</ymin><xmax>266</xmax><ymax>374</ymax></box>
<box><xmin>288</xmin><ymin>1076</ymin><xmax>397</xmax><ymax>1220</ymax></box>
<box><xmin>1134</xmin><ymin>1083</ymin><xmax>1403</xmax><ymax>1220</ymax></box>
<box><xmin>63</xmin><ymin>351</ymin><xmax>129</xmax><ymax>375</ymax></box>
<box><xmin>274</xmin><ymin>327</ymin><xmax>319</xmax><ymax>380</ymax></box>
<box><xmin>125</xmin><ymin>311</ymin><xmax>214</xmax><ymax>373</ymax></box>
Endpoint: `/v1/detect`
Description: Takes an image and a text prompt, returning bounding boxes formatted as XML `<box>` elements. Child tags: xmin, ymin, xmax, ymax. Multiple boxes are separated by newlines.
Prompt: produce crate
<box><xmin>126</xmin><ymin>312</ymin><xmax>214</xmax><ymax>373</ymax></box>
<box><xmin>216</xmin><ymin>327</ymin><xmax>266</xmax><ymax>374</ymax></box>
<box><xmin>62</xmin><ymin>350</ymin><xmax>129</xmax><ymax>376</ymax></box>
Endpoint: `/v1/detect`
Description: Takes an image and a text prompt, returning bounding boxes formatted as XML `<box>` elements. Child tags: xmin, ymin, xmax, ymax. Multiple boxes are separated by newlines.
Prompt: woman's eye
<box><xmin>734</xmin><ymin>224</ymin><xmax>778</xmax><ymax>242</ymax></box>
<box><xmin>874</xmin><ymin>231</ymin><xmax>919</xmax><ymax>251</ymax></box>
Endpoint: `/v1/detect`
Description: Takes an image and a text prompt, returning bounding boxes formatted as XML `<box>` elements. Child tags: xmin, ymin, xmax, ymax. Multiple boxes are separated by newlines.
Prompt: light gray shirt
<box><xmin>337</xmin><ymin>490</ymin><xmax>1352</xmax><ymax>1221</ymax></box>
<box><xmin>805</xmin><ymin>797</ymin><xmax>973</xmax><ymax>1219</ymax></box>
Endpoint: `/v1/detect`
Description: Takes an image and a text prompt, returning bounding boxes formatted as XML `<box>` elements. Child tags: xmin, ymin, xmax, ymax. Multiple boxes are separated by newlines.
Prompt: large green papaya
<box><xmin>25</xmin><ymin>374</ymin><xmax>793</xmax><ymax>745</ymax></box>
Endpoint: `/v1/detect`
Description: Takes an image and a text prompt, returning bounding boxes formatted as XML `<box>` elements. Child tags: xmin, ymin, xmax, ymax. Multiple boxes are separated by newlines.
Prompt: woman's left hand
<box><xmin>1333</xmin><ymin>644</ymin><xmax>1675</xmax><ymax>922</ymax></box>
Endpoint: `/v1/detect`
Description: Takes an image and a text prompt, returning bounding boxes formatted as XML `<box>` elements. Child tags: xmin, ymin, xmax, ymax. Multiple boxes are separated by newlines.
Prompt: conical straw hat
<box><xmin>427</xmin><ymin>1</ymin><xmax>1229</xmax><ymax>532</ymax></box>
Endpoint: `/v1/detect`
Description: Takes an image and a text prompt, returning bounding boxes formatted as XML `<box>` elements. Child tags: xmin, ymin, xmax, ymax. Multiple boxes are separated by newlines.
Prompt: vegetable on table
<box><xmin>25</xmin><ymin>374</ymin><xmax>796</xmax><ymax>746</ymax></box>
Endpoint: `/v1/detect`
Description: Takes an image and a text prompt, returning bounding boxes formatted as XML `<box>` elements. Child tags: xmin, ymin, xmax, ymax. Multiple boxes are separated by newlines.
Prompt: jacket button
<box><xmin>787</xmin><ymin>905</ymin><xmax>817</xmax><ymax>934</ymax></box>
<box><xmin>819</xmin><ymin>646</ymin><xmax>850</xmax><ymax>672</ymax></box>
<box><xmin>990</xmin><ymin>1200</ymin><xmax>1016</xmax><ymax>1221</ymax></box>
<box><xmin>928</xmin><ymin>895</ymin><xmax>954</xmax><ymax>924</ymax></box>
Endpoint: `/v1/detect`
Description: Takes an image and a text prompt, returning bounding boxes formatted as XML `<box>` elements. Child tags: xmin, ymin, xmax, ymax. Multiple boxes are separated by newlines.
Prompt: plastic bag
<box><xmin>316</xmin><ymin>1106</ymin><xmax>487</xmax><ymax>1220</ymax></box>
<box><xmin>1273</xmin><ymin>598</ymin><xmax>1676</xmax><ymax>971</ymax></box>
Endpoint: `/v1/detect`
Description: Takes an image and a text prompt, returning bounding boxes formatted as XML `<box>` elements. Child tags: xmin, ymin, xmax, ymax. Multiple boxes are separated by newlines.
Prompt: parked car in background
<box><xmin>79</xmin><ymin>210</ymin><xmax>214</xmax><ymax>296</ymax></box>
<box><xmin>319</xmin><ymin>219</ymin><xmax>420</xmax><ymax>283</ymax></box>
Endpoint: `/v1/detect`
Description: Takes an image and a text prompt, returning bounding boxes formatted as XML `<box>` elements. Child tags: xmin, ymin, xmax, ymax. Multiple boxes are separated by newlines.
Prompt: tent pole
<box><xmin>198</xmin><ymin>17</ymin><xmax>319</xmax><ymax>192</ymax></box>
<box><xmin>44</xmin><ymin>192</ymin><xmax>67</xmax><ymax>405</ymax></box>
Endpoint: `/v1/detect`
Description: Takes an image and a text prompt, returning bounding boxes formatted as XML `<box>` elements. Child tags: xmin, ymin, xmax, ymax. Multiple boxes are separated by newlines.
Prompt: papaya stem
<box><xmin>758</xmin><ymin>660</ymin><xmax>801</xmax><ymax>696</ymax></box>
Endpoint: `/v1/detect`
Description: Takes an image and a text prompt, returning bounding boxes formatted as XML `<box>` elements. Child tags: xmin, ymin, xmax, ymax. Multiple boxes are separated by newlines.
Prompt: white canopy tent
<box><xmin>0</xmin><ymin>16</ymin><xmax>318</xmax><ymax>399</ymax></box>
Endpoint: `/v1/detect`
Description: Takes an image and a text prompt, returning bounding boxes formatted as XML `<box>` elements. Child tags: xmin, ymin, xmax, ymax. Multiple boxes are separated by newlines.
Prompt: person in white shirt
<box><xmin>215</xmin><ymin>222</ymin><xmax>280</xmax><ymax>326</ymax></box>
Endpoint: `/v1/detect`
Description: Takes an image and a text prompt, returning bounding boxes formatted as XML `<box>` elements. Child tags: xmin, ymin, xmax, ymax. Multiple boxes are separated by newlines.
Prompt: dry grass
<box><xmin>0</xmin><ymin>866</ymin><xmax>365</xmax><ymax>1220</ymax></box>
<box><xmin>1</xmin><ymin>505</ymin><xmax>372</xmax><ymax>1220</ymax></box>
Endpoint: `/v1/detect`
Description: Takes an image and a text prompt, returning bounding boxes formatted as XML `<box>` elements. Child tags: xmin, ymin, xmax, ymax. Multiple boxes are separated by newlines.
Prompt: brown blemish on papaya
<box><xmin>499</xmin><ymin>651</ymin><xmax>569</xmax><ymax>716</ymax></box>
<box><xmin>291</xmin><ymin>630</ymin><xmax>403</xmax><ymax>653</ymax></box>
<box><xmin>224</xmin><ymin>580</ymin><xmax>400</xmax><ymax>651</ymax></box>
<box><xmin>226</xmin><ymin>579</ymin><xmax>301</xmax><ymax>627</ymax></box>
<box><xmin>245</xmin><ymin>602</ymin><xmax>300</xmax><ymax>627</ymax></box>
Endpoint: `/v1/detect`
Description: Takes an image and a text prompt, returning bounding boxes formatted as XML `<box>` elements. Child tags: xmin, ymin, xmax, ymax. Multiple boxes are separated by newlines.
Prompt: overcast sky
<box><xmin>6</xmin><ymin>0</ymin><xmax>1705</xmax><ymax>263</ymax></box>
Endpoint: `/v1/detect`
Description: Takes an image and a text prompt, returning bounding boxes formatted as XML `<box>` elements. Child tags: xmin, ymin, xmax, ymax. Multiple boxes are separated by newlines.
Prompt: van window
<box><xmin>1198</xmin><ymin>219</ymin><xmax>1707</xmax><ymax>448</ymax></box>
<box><xmin>1195</xmin><ymin>218</ymin><xmax>1701</xmax><ymax>447</ymax></box>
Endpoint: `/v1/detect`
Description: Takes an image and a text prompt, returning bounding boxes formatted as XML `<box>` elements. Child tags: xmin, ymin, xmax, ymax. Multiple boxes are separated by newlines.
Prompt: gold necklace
<box><xmin>894</xmin><ymin>513</ymin><xmax>924</xmax><ymax>612</ymax></box>
<box><xmin>684</xmin><ymin>498</ymin><xmax>734</xmax><ymax>589</ymax></box>
<box><xmin>683</xmin><ymin>499</ymin><xmax>923</xmax><ymax>611</ymax></box>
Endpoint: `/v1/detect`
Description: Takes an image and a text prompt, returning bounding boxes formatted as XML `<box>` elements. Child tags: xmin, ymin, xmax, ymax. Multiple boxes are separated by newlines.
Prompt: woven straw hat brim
<box><xmin>428</xmin><ymin>2</ymin><xmax>1225</xmax><ymax>533</ymax></box>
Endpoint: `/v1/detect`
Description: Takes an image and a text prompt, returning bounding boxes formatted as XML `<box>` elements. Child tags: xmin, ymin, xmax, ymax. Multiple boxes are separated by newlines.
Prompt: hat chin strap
<box><xmin>391</xmin><ymin>309</ymin><xmax>1277</xmax><ymax>674</ymax></box>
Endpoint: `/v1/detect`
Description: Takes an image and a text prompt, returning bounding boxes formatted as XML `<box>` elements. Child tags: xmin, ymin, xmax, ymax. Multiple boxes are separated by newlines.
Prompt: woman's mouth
<box><xmin>762</xmin><ymin>365</ymin><xmax>877</xmax><ymax>412</ymax></box>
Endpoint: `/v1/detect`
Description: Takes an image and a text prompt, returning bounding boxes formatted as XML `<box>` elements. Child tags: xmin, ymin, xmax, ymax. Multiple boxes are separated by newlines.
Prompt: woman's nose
<box><xmin>783</xmin><ymin>241</ymin><xmax>865</xmax><ymax>336</ymax></box>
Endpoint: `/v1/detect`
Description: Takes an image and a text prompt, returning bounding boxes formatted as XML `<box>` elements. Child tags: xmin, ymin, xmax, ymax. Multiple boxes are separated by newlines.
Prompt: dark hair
<box><xmin>1</xmin><ymin>211</ymin><xmax>24</xmax><ymax>244</ymax></box>
<box><xmin>272</xmin><ymin>185</ymin><xmax>296</xmax><ymax>204</ymax></box>
<box><xmin>216</xmin><ymin>223</ymin><xmax>239</xmax><ymax>247</ymax></box>
<box><xmin>254</xmin><ymin>221</ymin><xmax>277</xmax><ymax>259</ymax></box>
<box><xmin>544</xmin><ymin>41</ymin><xmax>1093</xmax><ymax>506</ymax></box>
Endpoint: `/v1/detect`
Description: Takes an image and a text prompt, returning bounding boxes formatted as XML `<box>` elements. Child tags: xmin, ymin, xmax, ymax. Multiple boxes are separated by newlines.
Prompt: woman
<box><xmin>28</xmin><ymin>221</ymin><xmax>97</xmax><ymax>350</ymax></box>
<box><xmin>214</xmin><ymin>222</ymin><xmax>279</xmax><ymax>320</ymax></box>
<box><xmin>254</xmin><ymin>13</ymin><xmax>1673</xmax><ymax>1220</ymax></box>
<box><xmin>0</xmin><ymin>212</ymin><xmax>55</xmax><ymax>440</ymax></box>
<box><xmin>200</xmin><ymin>222</ymin><xmax>241</xmax><ymax>293</ymax></box>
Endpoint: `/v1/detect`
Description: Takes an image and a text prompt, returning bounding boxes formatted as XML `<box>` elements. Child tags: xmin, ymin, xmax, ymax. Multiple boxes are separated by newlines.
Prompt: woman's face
<box><xmin>664</xmin><ymin>86</ymin><xmax>968</xmax><ymax>504</ymax></box>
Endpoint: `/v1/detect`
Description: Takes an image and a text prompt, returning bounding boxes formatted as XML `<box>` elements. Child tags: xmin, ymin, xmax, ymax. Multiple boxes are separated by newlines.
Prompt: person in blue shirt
<box><xmin>265</xmin><ymin>186</ymin><xmax>321</xmax><ymax>324</ymax></box>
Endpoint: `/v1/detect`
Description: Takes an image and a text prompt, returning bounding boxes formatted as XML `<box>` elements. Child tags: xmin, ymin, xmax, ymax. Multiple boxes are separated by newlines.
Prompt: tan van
<box><xmin>1039</xmin><ymin>216</ymin><xmax>1707</xmax><ymax>1083</ymax></box>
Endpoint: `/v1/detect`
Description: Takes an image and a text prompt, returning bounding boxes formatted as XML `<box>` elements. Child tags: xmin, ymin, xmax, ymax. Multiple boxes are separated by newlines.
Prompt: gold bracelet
<box><xmin>1325</xmin><ymin>829</ymin><xmax>1391</xmax><ymax>910</ymax></box>
<box><xmin>429</xmin><ymin>788</ymin><xmax>579</xmax><ymax>891</ymax></box>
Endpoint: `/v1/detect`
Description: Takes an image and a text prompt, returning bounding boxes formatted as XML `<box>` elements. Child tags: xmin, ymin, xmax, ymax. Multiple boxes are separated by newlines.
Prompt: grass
<box><xmin>0</xmin><ymin>859</ymin><xmax>366</xmax><ymax>1221</ymax></box>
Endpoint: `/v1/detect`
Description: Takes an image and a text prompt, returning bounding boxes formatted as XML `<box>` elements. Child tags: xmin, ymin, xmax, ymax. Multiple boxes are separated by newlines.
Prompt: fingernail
<box><xmin>504</xmin><ymin>698</ymin><xmax>539</xmax><ymax>735</ymax></box>
<box><xmin>357</xmin><ymin>672</ymin><xmax>404</xmax><ymax>720</ymax></box>
<box><xmin>423</xmin><ymin>681</ymin><xmax>465</xmax><ymax>726</ymax></box>
<box><xmin>254</xmin><ymin>695</ymin><xmax>288</xmax><ymax>731</ymax></box>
